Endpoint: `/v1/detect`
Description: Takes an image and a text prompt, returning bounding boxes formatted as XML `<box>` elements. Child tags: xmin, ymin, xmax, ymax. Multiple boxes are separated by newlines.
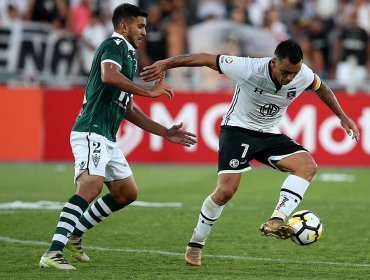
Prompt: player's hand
<box><xmin>151</xmin><ymin>77</ymin><xmax>174</xmax><ymax>99</ymax></box>
<box><xmin>164</xmin><ymin>122</ymin><xmax>197</xmax><ymax>147</ymax></box>
<box><xmin>141</xmin><ymin>60</ymin><xmax>167</xmax><ymax>82</ymax></box>
<box><xmin>340</xmin><ymin>116</ymin><xmax>360</xmax><ymax>142</ymax></box>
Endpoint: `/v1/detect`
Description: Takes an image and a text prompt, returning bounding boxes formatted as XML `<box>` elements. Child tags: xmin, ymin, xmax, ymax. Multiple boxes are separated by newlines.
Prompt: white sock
<box><xmin>189</xmin><ymin>195</ymin><xmax>224</xmax><ymax>246</ymax></box>
<box><xmin>272</xmin><ymin>175</ymin><xmax>310</xmax><ymax>220</ymax></box>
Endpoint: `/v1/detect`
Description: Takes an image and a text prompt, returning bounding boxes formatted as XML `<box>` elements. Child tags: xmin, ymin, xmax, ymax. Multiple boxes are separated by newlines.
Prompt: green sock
<box><xmin>48</xmin><ymin>194</ymin><xmax>88</xmax><ymax>252</ymax></box>
<box><xmin>72</xmin><ymin>193</ymin><xmax>123</xmax><ymax>237</ymax></box>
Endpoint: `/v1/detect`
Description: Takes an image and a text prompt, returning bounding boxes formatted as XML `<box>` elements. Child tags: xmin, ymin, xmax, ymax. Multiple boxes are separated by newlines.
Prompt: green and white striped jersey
<box><xmin>72</xmin><ymin>32</ymin><xmax>137</xmax><ymax>142</ymax></box>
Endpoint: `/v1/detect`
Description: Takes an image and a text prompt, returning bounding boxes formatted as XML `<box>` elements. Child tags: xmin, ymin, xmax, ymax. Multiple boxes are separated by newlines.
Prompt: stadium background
<box><xmin>0</xmin><ymin>0</ymin><xmax>369</xmax><ymax>166</ymax></box>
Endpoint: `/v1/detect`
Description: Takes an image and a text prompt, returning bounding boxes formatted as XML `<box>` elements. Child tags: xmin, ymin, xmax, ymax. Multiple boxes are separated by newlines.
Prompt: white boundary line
<box><xmin>1</xmin><ymin>236</ymin><xmax>370</xmax><ymax>268</ymax></box>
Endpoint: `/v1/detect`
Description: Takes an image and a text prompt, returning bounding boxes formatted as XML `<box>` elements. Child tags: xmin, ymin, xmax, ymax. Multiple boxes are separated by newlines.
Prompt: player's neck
<box><xmin>268</xmin><ymin>60</ymin><xmax>282</xmax><ymax>90</ymax></box>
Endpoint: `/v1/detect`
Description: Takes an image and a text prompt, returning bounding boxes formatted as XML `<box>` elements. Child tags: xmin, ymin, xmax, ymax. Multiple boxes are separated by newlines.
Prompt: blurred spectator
<box><xmin>0</xmin><ymin>0</ymin><xmax>27</xmax><ymax>25</ymax></box>
<box><xmin>166</xmin><ymin>0</ymin><xmax>188</xmax><ymax>57</ymax></box>
<box><xmin>354</xmin><ymin>0</ymin><xmax>370</xmax><ymax>34</ymax></box>
<box><xmin>229</xmin><ymin>6</ymin><xmax>250</xmax><ymax>24</ymax></box>
<box><xmin>334</xmin><ymin>10</ymin><xmax>370</xmax><ymax>93</ymax></box>
<box><xmin>0</xmin><ymin>4</ymin><xmax>22</xmax><ymax>26</ymax></box>
<box><xmin>196</xmin><ymin>0</ymin><xmax>227</xmax><ymax>22</ymax></box>
<box><xmin>80</xmin><ymin>11</ymin><xmax>107</xmax><ymax>75</ymax></box>
<box><xmin>158</xmin><ymin>0</ymin><xmax>173</xmax><ymax>19</ymax></box>
<box><xmin>262</xmin><ymin>8</ymin><xmax>289</xmax><ymax>42</ymax></box>
<box><xmin>302</xmin><ymin>15</ymin><xmax>329</xmax><ymax>78</ymax></box>
<box><xmin>67</xmin><ymin>0</ymin><xmax>92</xmax><ymax>36</ymax></box>
<box><xmin>137</xmin><ymin>4</ymin><xmax>168</xmax><ymax>70</ymax></box>
<box><xmin>280</xmin><ymin>0</ymin><xmax>308</xmax><ymax>35</ymax></box>
<box><xmin>25</xmin><ymin>0</ymin><xmax>69</xmax><ymax>27</ymax></box>
<box><xmin>248</xmin><ymin>0</ymin><xmax>270</xmax><ymax>27</ymax></box>
<box><xmin>315</xmin><ymin>0</ymin><xmax>338</xmax><ymax>20</ymax></box>
<box><xmin>227</xmin><ymin>0</ymin><xmax>251</xmax><ymax>24</ymax></box>
<box><xmin>0</xmin><ymin>0</ymin><xmax>369</xmax><ymax>91</ymax></box>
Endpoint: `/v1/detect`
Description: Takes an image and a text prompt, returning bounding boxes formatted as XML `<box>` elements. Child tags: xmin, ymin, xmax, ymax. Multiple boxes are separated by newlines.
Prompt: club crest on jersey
<box><xmin>229</xmin><ymin>159</ymin><xmax>239</xmax><ymax>168</ymax></box>
<box><xmin>260</xmin><ymin>104</ymin><xmax>279</xmax><ymax>117</ymax></box>
<box><xmin>286</xmin><ymin>88</ymin><xmax>297</xmax><ymax>100</ymax></box>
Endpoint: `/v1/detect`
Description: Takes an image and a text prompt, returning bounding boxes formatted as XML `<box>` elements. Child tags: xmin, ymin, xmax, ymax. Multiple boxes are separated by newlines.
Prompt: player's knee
<box><xmin>112</xmin><ymin>187</ymin><xmax>137</xmax><ymax>205</ymax></box>
<box><xmin>304</xmin><ymin>159</ymin><xmax>318</xmax><ymax>181</ymax></box>
<box><xmin>126</xmin><ymin>189</ymin><xmax>138</xmax><ymax>204</ymax></box>
<box><xmin>217</xmin><ymin>185</ymin><xmax>237</xmax><ymax>204</ymax></box>
<box><xmin>76</xmin><ymin>180</ymin><xmax>103</xmax><ymax>203</ymax></box>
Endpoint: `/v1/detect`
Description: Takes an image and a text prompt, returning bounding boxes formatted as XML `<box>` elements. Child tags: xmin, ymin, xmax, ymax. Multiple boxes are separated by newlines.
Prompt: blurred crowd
<box><xmin>0</xmin><ymin>0</ymin><xmax>369</xmax><ymax>92</ymax></box>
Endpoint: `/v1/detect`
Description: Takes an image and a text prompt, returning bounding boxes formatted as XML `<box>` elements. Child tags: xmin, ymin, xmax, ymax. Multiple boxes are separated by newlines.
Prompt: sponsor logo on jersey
<box><xmin>260</xmin><ymin>103</ymin><xmax>280</xmax><ymax>117</ymax></box>
<box><xmin>114</xmin><ymin>38</ymin><xmax>122</xmax><ymax>45</ymax></box>
<box><xmin>229</xmin><ymin>159</ymin><xmax>239</xmax><ymax>168</ymax></box>
<box><xmin>79</xmin><ymin>161</ymin><xmax>86</xmax><ymax>170</ymax></box>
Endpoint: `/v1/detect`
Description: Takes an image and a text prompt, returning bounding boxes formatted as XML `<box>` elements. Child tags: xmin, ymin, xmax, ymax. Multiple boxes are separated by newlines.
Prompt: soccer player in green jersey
<box><xmin>39</xmin><ymin>3</ymin><xmax>196</xmax><ymax>270</ymax></box>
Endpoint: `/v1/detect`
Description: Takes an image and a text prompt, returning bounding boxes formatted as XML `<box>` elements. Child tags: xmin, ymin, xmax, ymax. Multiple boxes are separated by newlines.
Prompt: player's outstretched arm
<box><xmin>140</xmin><ymin>53</ymin><xmax>218</xmax><ymax>82</ymax></box>
<box><xmin>125</xmin><ymin>102</ymin><xmax>197</xmax><ymax>147</ymax></box>
<box><xmin>314</xmin><ymin>81</ymin><xmax>360</xmax><ymax>141</ymax></box>
<box><xmin>101</xmin><ymin>62</ymin><xmax>174</xmax><ymax>99</ymax></box>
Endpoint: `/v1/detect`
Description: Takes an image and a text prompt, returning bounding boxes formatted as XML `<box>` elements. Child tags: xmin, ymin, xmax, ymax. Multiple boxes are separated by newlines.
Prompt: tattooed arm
<box><xmin>314</xmin><ymin>81</ymin><xmax>360</xmax><ymax>141</ymax></box>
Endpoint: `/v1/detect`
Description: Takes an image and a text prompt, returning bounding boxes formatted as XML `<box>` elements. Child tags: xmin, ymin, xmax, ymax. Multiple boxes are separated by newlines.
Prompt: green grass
<box><xmin>0</xmin><ymin>164</ymin><xmax>369</xmax><ymax>279</ymax></box>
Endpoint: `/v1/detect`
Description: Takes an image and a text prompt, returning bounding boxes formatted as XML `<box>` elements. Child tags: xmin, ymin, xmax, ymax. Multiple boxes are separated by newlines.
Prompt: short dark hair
<box><xmin>112</xmin><ymin>3</ymin><xmax>148</xmax><ymax>30</ymax></box>
<box><xmin>274</xmin><ymin>40</ymin><xmax>303</xmax><ymax>64</ymax></box>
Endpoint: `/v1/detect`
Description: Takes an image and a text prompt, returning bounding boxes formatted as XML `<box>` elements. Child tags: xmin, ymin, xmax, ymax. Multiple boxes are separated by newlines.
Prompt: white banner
<box><xmin>0</xmin><ymin>22</ymin><xmax>79</xmax><ymax>83</ymax></box>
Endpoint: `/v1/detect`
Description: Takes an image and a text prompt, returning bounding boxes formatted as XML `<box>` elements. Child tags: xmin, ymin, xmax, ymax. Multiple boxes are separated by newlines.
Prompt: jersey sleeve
<box><xmin>217</xmin><ymin>55</ymin><xmax>251</xmax><ymax>84</ymax></box>
<box><xmin>100</xmin><ymin>39</ymin><xmax>127</xmax><ymax>70</ymax></box>
<box><xmin>307</xmin><ymin>73</ymin><xmax>321</xmax><ymax>91</ymax></box>
<box><xmin>300</xmin><ymin>63</ymin><xmax>322</xmax><ymax>92</ymax></box>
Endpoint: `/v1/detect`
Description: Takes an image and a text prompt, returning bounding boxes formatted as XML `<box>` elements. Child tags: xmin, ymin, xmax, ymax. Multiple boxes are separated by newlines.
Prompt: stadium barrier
<box><xmin>0</xmin><ymin>86</ymin><xmax>369</xmax><ymax>166</ymax></box>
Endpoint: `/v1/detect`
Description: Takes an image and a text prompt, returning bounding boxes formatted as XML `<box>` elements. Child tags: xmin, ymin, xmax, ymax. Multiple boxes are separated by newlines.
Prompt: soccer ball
<box><xmin>287</xmin><ymin>210</ymin><xmax>323</xmax><ymax>246</ymax></box>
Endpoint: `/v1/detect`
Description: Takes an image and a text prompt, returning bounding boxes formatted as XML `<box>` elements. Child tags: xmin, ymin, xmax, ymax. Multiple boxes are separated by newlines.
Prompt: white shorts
<box><xmin>70</xmin><ymin>131</ymin><xmax>133</xmax><ymax>184</ymax></box>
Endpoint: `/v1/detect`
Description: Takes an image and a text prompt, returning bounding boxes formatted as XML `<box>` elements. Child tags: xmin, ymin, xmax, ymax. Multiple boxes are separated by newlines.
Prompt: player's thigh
<box><xmin>255</xmin><ymin>134</ymin><xmax>317</xmax><ymax>177</ymax></box>
<box><xmin>275</xmin><ymin>152</ymin><xmax>317</xmax><ymax>180</ymax></box>
<box><xmin>71</xmin><ymin>132</ymin><xmax>111</xmax><ymax>182</ymax></box>
<box><xmin>104</xmin><ymin>145</ymin><xmax>133</xmax><ymax>182</ymax></box>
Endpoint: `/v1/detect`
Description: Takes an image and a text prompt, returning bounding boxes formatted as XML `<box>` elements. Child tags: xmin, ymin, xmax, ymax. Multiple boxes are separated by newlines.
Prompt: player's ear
<box><xmin>271</xmin><ymin>58</ymin><xmax>276</xmax><ymax>67</ymax></box>
<box><xmin>120</xmin><ymin>21</ymin><xmax>129</xmax><ymax>33</ymax></box>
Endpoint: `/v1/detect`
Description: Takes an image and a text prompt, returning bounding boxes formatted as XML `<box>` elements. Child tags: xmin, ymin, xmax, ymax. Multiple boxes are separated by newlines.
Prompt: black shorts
<box><xmin>218</xmin><ymin>125</ymin><xmax>309</xmax><ymax>174</ymax></box>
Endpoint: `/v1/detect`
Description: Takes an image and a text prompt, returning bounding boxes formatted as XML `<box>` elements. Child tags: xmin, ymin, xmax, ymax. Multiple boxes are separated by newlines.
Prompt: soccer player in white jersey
<box><xmin>39</xmin><ymin>4</ymin><xmax>196</xmax><ymax>270</ymax></box>
<box><xmin>141</xmin><ymin>40</ymin><xmax>360</xmax><ymax>266</ymax></box>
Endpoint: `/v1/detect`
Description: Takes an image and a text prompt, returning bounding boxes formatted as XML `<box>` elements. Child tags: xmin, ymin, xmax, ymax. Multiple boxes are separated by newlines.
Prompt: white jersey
<box><xmin>218</xmin><ymin>55</ymin><xmax>320</xmax><ymax>134</ymax></box>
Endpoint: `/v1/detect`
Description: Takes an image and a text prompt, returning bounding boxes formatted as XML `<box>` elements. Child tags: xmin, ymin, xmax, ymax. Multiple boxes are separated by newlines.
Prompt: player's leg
<box><xmin>259</xmin><ymin>134</ymin><xmax>317</xmax><ymax>239</ymax></box>
<box><xmin>40</xmin><ymin>172</ymin><xmax>104</xmax><ymax>269</ymax></box>
<box><xmin>270</xmin><ymin>151</ymin><xmax>317</xmax><ymax>218</ymax></box>
<box><xmin>40</xmin><ymin>132</ymin><xmax>107</xmax><ymax>269</ymax></box>
<box><xmin>185</xmin><ymin>173</ymin><xmax>241</xmax><ymax>266</ymax></box>
<box><xmin>185</xmin><ymin>126</ymin><xmax>253</xmax><ymax>266</ymax></box>
<box><xmin>66</xmin><ymin>143</ymin><xmax>134</xmax><ymax>261</ymax></box>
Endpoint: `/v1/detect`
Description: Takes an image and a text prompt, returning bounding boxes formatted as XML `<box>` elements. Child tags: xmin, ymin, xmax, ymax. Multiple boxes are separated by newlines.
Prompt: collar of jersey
<box><xmin>111</xmin><ymin>32</ymin><xmax>135</xmax><ymax>53</ymax></box>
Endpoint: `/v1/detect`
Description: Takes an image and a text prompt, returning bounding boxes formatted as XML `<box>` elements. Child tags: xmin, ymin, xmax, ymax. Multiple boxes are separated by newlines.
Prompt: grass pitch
<box><xmin>0</xmin><ymin>164</ymin><xmax>369</xmax><ymax>279</ymax></box>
